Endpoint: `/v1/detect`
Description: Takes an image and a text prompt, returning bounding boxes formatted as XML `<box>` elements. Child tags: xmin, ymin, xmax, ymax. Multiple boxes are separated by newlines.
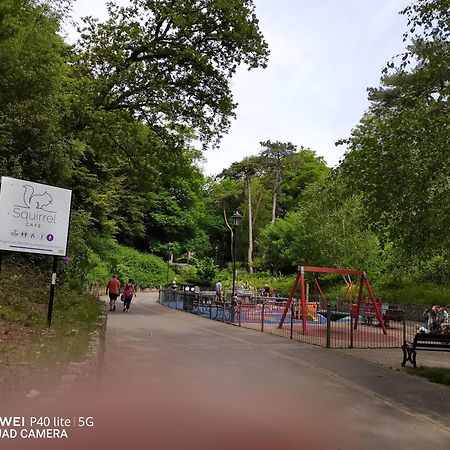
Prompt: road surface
<box><xmin>4</xmin><ymin>292</ymin><xmax>449</xmax><ymax>450</ymax></box>
<box><xmin>98</xmin><ymin>292</ymin><xmax>450</xmax><ymax>450</ymax></box>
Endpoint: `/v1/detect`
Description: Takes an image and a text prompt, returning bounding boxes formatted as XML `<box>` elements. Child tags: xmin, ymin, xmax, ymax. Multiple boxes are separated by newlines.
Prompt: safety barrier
<box><xmin>159</xmin><ymin>289</ymin><xmax>439</xmax><ymax>349</ymax></box>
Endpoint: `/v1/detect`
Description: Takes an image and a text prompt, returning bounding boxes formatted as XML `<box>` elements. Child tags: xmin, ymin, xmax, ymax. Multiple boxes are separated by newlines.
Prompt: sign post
<box><xmin>47</xmin><ymin>256</ymin><xmax>58</xmax><ymax>327</ymax></box>
<box><xmin>0</xmin><ymin>176</ymin><xmax>72</xmax><ymax>326</ymax></box>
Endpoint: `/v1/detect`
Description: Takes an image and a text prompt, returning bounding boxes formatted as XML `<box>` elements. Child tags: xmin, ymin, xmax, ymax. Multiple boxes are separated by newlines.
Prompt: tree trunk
<box><xmin>223</xmin><ymin>209</ymin><xmax>233</xmax><ymax>260</ymax></box>
<box><xmin>271</xmin><ymin>170</ymin><xmax>281</xmax><ymax>225</ymax></box>
<box><xmin>246</xmin><ymin>176</ymin><xmax>253</xmax><ymax>273</ymax></box>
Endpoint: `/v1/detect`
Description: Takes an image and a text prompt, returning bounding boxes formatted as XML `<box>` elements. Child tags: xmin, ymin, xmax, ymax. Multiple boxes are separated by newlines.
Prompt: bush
<box><xmin>69</xmin><ymin>235</ymin><xmax>177</xmax><ymax>288</ymax></box>
<box><xmin>193</xmin><ymin>258</ymin><xmax>218</xmax><ymax>286</ymax></box>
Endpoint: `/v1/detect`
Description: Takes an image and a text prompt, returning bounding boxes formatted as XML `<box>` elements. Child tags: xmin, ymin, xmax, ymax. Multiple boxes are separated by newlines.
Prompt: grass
<box><xmin>0</xmin><ymin>256</ymin><xmax>101</xmax><ymax>370</ymax></box>
<box><xmin>407</xmin><ymin>367</ymin><xmax>450</xmax><ymax>386</ymax></box>
<box><xmin>377</xmin><ymin>283</ymin><xmax>450</xmax><ymax>306</ymax></box>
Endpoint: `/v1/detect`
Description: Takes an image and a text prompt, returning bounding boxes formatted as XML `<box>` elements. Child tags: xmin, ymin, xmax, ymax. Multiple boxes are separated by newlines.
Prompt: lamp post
<box><xmin>231</xmin><ymin>211</ymin><xmax>242</xmax><ymax>304</ymax></box>
<box><xmin>215</xmin><ymin>244</ymin><xmax>219</xmax><ymax>265</ymax></box>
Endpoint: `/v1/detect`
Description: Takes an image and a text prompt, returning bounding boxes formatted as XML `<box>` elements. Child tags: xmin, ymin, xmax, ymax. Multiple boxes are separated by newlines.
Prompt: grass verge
<box><xmin>407</xmin><ymin>366</ymin><xmax>450</xmax><ymax>386</ymax></box>
<box><xmin>0</xmin><ymin>256</ymin><xmax>101</xmax><ymax>394</ymax></box>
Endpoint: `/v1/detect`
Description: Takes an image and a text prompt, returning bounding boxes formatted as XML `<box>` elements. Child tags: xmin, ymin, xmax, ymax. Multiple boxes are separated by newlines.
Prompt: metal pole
<box><xmin>290</xmin><ymin>303</ymin><xmax>294</xmax><ymax>339</ymax></box>
<box><xmin>326</xmin><ymin>303</ymin><xmax>331</xmax><ymax>348</ymax></box>
<box><xmin>261</xmin><ymin>301</ymin><xmax>265</xmax><ymax>332</ymax></box>
<box><xmin>350</xmin><ymin>303</ymin><xmax>354</xmax><ymax>348</ymax></box>
<box><xmin>47</xmin><ymin>256</ymin><xmax>58</xmax><ymax>327</ymax></box>
<box><xmin>300</xmin><ymin>266</ymin><xmax>306</xmax><ymax>335</ymax></box>
<box><xmin>231</xmin><ymin>226</ymin><xmax>237</xmax><ymax>324</ymax></box>
<box><xmin>232</xmin><ymin>227</ymin><xmax>237</xmax><ymax>300</ymax></box>
<box><xmin>402</xmin><ymin>310</ymin><xmax>406</xmax><ymax>344</ymax></box>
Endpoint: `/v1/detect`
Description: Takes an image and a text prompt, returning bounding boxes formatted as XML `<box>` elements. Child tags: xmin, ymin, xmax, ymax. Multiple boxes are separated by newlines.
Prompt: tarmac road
<box><xmin>4</xmin><ymin>292</ymin><xmax>447</xmax><ymax>450</ymax></box>
<box><xmin>97</xmin><ymin>292</ymin><xmax>450</xmax><ymax>450</ymax></box>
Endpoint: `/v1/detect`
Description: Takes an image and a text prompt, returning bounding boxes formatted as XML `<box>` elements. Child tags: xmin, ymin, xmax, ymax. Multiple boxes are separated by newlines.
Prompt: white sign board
<box><xmin>0</xmin><ymin>176</ymin><xmax>72</xmax><ymax>256</ymax></box>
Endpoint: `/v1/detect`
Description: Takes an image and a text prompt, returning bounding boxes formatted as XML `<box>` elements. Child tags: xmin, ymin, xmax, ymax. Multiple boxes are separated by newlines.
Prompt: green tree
<box><xmin>258</xmin><ymin>176</ymin><xmax>381</xmax><ymax>275</ymax></box>
<box><xmin>339</xmin><ymin>0</ymin><xmax>449</xmax><ymax>260</ymax></box>
<box><xmin>220</xmin><ymin>155</ymin><xmax>262</xmax><ymax>273</ymax></box>
<box><xmin>280</xmin><ymin>148</ymin><xmax>330</xmax><ymax>213</ymax></box>
<box><xmin>0</xmin><ymin>0</ymin><xmax>73</xmax><ymax>185</ymax></box>
<box><xmin>194</xmin><ymin>257</ymin><xmax>217</xmax><ymax>286</ymax></box>
<box><xmin>259</xmin><ymin>140</ymin><xmax>297</xmax><ymax>224</ymax></box>
<box><xmin>77</xmin><ymin>0</ymin><xmax>269</xmax><ymax>147</ymax></box>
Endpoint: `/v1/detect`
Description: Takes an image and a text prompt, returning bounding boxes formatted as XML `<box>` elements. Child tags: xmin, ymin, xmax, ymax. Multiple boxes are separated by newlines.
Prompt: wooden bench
<box><xmin>401</xmin><ymin>333</ymin><xmax>450</xmax><ymax>368</ymax></box>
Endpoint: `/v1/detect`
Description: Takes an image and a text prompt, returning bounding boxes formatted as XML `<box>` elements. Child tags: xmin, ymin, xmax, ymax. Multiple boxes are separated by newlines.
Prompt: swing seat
<box><xmin>317</xmin><ymin>310</ymin><xmax>350</xmax><ymax>321</ymax></box>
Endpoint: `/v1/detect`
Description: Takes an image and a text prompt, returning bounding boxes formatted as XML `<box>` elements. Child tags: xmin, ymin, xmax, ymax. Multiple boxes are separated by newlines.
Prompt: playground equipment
<box><xmin>278</xmin><ymin>266</ymin><xmax>388</xmax><ymax>335</ymax></box>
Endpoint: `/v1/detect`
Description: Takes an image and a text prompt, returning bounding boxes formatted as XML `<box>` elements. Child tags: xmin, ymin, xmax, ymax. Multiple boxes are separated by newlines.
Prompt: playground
<box><xmin>161</xmin><ymin>266</ymin><xmax>434</xmax><ymax>349</ymax></box>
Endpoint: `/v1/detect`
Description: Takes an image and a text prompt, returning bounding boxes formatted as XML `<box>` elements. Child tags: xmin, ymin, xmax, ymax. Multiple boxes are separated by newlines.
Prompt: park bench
<box><xmin>401</xmin><ymin>333</ymin><xmax>450</xmax><ymax>368</ymax></box>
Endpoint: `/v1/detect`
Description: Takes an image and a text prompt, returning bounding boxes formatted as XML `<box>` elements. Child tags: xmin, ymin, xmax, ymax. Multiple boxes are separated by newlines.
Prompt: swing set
<box><xmin>278</xmin><ymin>266</ymin><xmax>388</xmax><ymax>335</ymax></box>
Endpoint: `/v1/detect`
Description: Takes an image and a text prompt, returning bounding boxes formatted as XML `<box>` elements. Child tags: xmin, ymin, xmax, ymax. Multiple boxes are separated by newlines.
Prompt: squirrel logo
<box><xmin>22</xmin><ymin>185</ymin><xmax>53</xmax><ymax>210</ymax></box>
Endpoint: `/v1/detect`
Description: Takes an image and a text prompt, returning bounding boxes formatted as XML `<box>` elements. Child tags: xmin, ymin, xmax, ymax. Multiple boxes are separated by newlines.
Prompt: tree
<box><xmin>77</xmin><ymin>0</ymin><xmax>269</xmax><ymax>147</ymax></box>
<box><xmin>338</xmin><ymin>0</ymin><xmax>450</xmax><ymax>260</ymax></box>
<box><xmin>220</xmin><ymin>155</ymin><xmax>262</xmax><ymax>273</ymax></box>
<box><xmin>0</xmin><ymin>0</ymin><xmax>73</xmax><ymax>185</ymax></box>
<box><xmin>259</xmin><ymin>140</ymin><xmax>297</xmax><ymax>224</ymax></box>
<box><xmin>258</xmin><ymin>176</ymin><xmax>381</xmax><ymax>275</ymax></box>
<box><xmin>279</xmin><ymin>148</ymin><xmax>329</xmax><ymax>213</ymax></box>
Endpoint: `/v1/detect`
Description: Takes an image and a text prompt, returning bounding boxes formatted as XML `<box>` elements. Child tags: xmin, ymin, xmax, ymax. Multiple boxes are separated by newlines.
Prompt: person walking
<box><xmin>106</xmin><ymin>274</ymin><xmax>121</xmax><ymax>312</ymax></box>
<box><xmin>215</xmin><ymin>280</ymin><xmax>223</xmax><ymax>301</ymax></box>
<box><xmin>122</xmin><ymin>279</ymin><xmax>136</xmax><ymax>312</ymax></box>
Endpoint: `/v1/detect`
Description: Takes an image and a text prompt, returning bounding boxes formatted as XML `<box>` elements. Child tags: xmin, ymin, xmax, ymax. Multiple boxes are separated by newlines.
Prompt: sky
<box><xmin>67</xmin><ymin>0</ymin><xmax>411</xmax><ymax>175</ymax></box>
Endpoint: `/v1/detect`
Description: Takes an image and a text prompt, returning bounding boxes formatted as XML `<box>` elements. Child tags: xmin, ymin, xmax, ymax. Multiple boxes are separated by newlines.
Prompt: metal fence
<box><xmin>159</xmin><ymin>288</ymin><xmax>436</xmax><ymax>349</ymax></box>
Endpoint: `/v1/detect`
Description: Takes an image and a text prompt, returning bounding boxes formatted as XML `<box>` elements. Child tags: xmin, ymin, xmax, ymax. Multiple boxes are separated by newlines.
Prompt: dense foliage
<box><xmin>0</xmin><ymin>0</ymin><xmax>268</xmax><ymax>287</ymax></box>
<box><xmin>338</xmin><ymin>0</ymin><xmax>449</xmax><ymax>263</ymax></box>
<box><xmin>0</xmin><ymin>0</ymin><xmax>448</xmax><ymax>303</ymax></box>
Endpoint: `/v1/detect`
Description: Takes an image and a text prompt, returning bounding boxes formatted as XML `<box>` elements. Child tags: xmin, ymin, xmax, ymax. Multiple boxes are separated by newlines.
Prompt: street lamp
<box><xmin>231</xmin><ymin>211</ymin><xmax>242</xmax><ymax>303</ymax></box>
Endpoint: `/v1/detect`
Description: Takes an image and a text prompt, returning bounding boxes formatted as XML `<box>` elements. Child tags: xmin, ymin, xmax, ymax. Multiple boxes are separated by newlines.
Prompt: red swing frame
<box><xmin>278</xmin><ymin>266</ymin><xmax>387</xmax><ymax>335</ymax></box>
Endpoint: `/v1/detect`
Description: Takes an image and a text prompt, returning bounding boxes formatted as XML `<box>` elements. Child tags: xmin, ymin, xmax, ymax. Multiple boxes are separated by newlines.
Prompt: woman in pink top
<box><xmin>122</xmin><ymin>279</ymin><xmax>136</xmax><ymax>312</ymax></box>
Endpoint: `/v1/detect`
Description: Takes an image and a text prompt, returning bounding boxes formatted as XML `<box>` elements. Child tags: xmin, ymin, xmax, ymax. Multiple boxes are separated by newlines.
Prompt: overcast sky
<box><xmin>67</xmin><ymin>0</ymin><xmax>411</xmax><ymax>175</ymax></box>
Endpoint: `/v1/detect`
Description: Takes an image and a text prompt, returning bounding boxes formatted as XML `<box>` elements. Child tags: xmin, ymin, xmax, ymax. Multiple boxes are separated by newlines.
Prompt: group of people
<box><xmin>419</xmin><ymin>305</ymin><xmax>450</xmax><ymax>334</ymax></box>
<box><xmin>106</xmin><ymin>274</ymin><xmax>136</xmax><ymax>312</ymax></box>
<box><xmin>214</xmin><ymin>281</ymin><xmax>281</xmax><ymax>301</ymax></box>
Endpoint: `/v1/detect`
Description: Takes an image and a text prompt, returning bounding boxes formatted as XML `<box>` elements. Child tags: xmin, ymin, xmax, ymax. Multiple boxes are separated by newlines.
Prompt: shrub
<box><xmin>193</xmin><ymin>258</ymin><xmax>218</xmax><ymax>286</ymax></box>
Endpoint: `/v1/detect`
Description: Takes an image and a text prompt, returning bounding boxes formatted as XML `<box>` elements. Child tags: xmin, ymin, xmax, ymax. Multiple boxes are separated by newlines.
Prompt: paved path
<box><xmin>8</xmin><ymin>292</ymin><xmax>447</xmax><ymax>450</ymax></box>
<box><xmin>95</xmin><ymin>292</ymin><xmax>450</xmax><ymax>450</ymax></box>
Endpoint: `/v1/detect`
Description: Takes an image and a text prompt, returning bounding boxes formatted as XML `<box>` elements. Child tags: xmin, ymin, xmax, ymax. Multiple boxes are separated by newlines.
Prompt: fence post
<box><xmin>350</xmin><ymin>304</ymin><xmax>354</xmax><ymax>349</ymax></box>
<box><xmin>290</xmin><ymin>303</ymin><xmax>294</xmax><ymax>339</ymax></box>
<box><xmin>326</xmin><ymin>304</ymin><xmax>331</xmax><ymax>348</ymax></box>
<box><xmin>261</xmin><ymin>301</ymin><xmax>265</xmax><ymax>332</ymax></box>
<box><xmin>402</xmin><ymin>307</ymin><xmax>406</xmax><ymax>344</ymax></box>
<box><xmin>209</xmin><ymin>301</ymin><xmax>212</xmax><ymax>319</ymax></box>
<box><xmin>238</xmin><ymin>302</ymin><xmax>241</xmax><ymax>327</ymax></box>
